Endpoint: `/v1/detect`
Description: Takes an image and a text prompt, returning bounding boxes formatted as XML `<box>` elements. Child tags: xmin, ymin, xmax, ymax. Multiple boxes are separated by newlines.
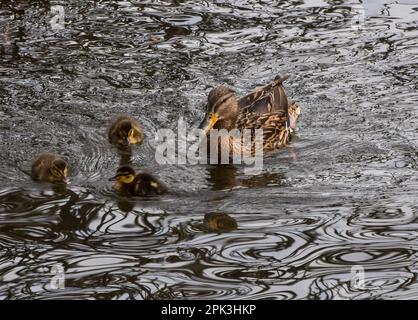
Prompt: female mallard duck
<box><xmin>198</xmin><ymin>75</ymin><xmax>301</xmax><ymax>159</ymax></box>
<box><xmin>108</xmin><ymin>115</ymin><xmax>143</xmax><ymax>147</ymax></box>
<box><xmin>110</xmin><ymin>165</ymin><xmax>167</xmax><ymax>196</ymax></box>
<box><xmin>31</xmin><ymin>153</ymin><xmax>69</xmax><ymax>183</ymax></box>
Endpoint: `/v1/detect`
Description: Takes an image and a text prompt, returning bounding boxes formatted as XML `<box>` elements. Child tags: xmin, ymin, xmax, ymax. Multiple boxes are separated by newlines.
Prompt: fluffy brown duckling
<box><xmin>31</xmin><ymin>153</ymin><xmax>69</xmax><ymax>183</ymax></box>
<box><xmin>110</xmin><ymin>165</ymin><xmax>167</xmax><ymax>196</ymax></box>
<box><xmin>108</xmin><ymin>115</ymin><xmax>143</xmax><ymax>147</ymax></box>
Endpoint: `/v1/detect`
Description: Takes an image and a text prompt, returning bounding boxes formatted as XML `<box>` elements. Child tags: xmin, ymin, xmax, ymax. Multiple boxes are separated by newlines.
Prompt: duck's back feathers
<box><xmin>238</xmin><ymin>75</ymin><xmax>289</xmax><ymax>115</ymax></box>
<box><xmin>235</xmin><ymin>111</ymin><xmax>290</xmax><ymax>152</ymax></box>
<box><xmin>235</xmin><ymin>75</ymin><xmax>297</xmax><ymax>152</ymax></box>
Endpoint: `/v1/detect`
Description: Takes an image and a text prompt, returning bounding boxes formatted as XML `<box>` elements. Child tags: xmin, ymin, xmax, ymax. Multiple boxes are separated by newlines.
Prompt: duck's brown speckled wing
<box><xmin>236</xmin><ymin>111</ymin><xmax>290</xmax><ymax>152</ymax></box>
<box><xmin>237</xmin><ymin>75</ymin><xmax>289</xmax><ymax>115</ymax></box>
<box><xmin>234</xmin><ymin>75</ymin><xmax>293</xmax><ymax>152</ymax></box>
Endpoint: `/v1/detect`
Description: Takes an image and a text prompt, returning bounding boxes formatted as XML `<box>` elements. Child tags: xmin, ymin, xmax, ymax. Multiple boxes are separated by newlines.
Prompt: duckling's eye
<box><xmin>118</xmin><ymin>174</ymin><xmax>134</xmax><ymax>183</ymax></box>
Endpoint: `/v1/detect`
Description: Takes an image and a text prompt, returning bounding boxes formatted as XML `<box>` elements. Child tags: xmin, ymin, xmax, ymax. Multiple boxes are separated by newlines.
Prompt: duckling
<box><xmin>108</xmin><ymin>115</ymin><xmax>143</xmax><ymax>147</ymax></box>
<box><xmin>199</xmin><ymin>75</ymin><xmax>301</xmax><ymax>158</ymax></box>
<box><xmin>31</xmin><ymin>153</ymin><xmax>69</xmax><ymax>183</ymax></box>
<box><xmin>110</xmin><ymin>165</ymin><xmax>167</xmax><ymax>196</ymax></box>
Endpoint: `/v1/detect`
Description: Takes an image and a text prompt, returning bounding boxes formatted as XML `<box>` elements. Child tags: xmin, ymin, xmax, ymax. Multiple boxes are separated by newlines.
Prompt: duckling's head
<box><xmin>111</xmin><ymin>165</ymin><xmax>136</xmax><ymax>185</ymax></box>
<box><xmin>199</xmin><ymin>85</ymin><xmax>239</xmax><ymax>134</ymax></box>
<box><xmin>50</xmin><ymin>159</ymin><xmax>68</xmax><ymax>183</ymax></box>
<box><xmin>118</xmin><ymin>121</ymin><xmax>138</xmax><ymax>146</ymax></box>
<box><xmin>288</xmin><ymin>102</ymin><xmax>301</xmax><ymax>130</ymax></box>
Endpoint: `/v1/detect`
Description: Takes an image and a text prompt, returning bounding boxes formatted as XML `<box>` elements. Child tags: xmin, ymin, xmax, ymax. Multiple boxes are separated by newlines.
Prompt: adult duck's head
<box><xmin>199</xmin><ymin>85</ymin><xmax>239</xmax><ymax>134</ymax></box>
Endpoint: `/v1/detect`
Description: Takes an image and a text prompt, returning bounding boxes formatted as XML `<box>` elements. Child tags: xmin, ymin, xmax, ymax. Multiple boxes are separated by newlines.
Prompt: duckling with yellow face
<box><xmin>110</xmin><ymin>165</ymin><xmax>167</xmax><ymax>196</ymax></box>
<box><xmin>31</xmin><ymin>153</ymin><xmax>69</xmax><ymax>183</ymax></box>
<box><xmin>108</xmin><ymin>115</ymin><xmax>143</xmax><ymax>147</ymax></box>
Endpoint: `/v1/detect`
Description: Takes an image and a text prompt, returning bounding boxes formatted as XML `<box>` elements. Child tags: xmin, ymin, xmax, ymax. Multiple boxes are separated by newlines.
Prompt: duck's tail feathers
<box><xmin>271</xmin><ymin>75</ymin><xmax>289</xmax><ymax>114</ymax></box>
<box><xmin>273</xmin><ymin>74</ymin><xmax>290</xmax><ymax>85</ymax></box>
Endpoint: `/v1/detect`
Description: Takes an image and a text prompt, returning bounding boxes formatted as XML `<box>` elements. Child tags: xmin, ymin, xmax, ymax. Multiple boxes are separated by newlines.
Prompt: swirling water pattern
<box><xmin>0</xmin><ymin>0</ymin><xmax>417</xmax><ymax>299</ymax></box>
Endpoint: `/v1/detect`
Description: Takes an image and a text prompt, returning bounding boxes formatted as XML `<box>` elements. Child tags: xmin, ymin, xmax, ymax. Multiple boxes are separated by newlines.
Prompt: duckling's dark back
<box><xmin>131</xmin><ymin>172</ymin><xmax>167</xmax><ymax>196</ymax></box>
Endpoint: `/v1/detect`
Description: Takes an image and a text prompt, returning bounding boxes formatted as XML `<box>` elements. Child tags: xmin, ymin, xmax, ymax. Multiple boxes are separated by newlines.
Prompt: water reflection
<box><xmin>1</xmin><ymin>0</ymin><xmax>417</xmax><ymax>300</ymax></box>
<box><xmin>206</xmin><ymin>165</ymin><xmax>287</xmax><ymax>190</ymax></box>
<box><xmin>203</xmin><ymin>213</ymin><xmax>238</xmax><ymax>233</ymax></box>
<box><xmin>115</xmin><ymin>197</ymin><xmax>135</xmax><ymax>214</ymax></box>
<box><xmin>117</xmin><ymin>147</ymin><xmax>133</xmax><ymax>166</ymax></box>
<box><xmin>206</xmin><ymin>165</ymin><xmax>238</xmax><ymax>190</ymax></box>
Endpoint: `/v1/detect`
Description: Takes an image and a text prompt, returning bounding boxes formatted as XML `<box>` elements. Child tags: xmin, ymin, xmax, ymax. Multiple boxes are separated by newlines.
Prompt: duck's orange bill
<box><xmin>203</xmin><ymin>112</ymin><xmax>218</xmax><ymax>135</ymax></box>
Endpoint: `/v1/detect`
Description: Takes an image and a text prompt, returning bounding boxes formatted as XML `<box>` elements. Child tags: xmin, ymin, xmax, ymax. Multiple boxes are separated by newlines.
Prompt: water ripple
<box><xmin>1</xmin><ymin>0</ymin><xmax>418</xmax><ymax>300</ymax></box>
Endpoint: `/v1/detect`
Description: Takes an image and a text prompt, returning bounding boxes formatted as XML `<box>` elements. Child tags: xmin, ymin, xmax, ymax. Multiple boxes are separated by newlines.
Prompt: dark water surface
<box><xmin>0</xmin><ymin>0</ymin><xmax>417</xmax><ymax>299</ymax></box>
